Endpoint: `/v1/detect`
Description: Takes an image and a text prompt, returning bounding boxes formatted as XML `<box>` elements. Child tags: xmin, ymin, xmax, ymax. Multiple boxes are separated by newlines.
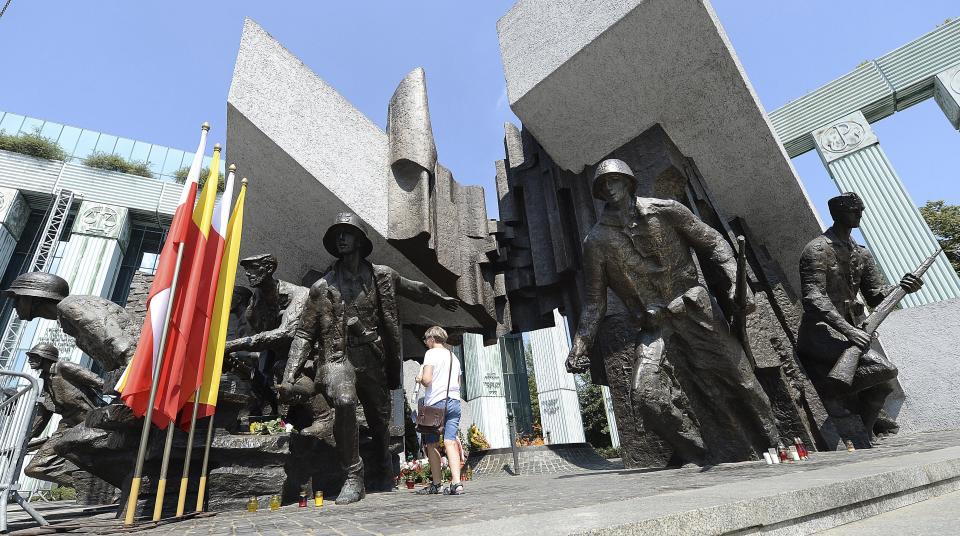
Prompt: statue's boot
<box><xmin>335</xmin><ymin>462</ymin><xmax>366</xmax><ymax>505</ymax></box>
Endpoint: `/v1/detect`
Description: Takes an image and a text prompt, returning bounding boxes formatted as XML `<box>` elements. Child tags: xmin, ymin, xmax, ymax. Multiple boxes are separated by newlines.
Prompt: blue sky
<box><xmin>0</xmin><ymin>1</ymin><xmax>957</xmax><ymax>224</ymax></box>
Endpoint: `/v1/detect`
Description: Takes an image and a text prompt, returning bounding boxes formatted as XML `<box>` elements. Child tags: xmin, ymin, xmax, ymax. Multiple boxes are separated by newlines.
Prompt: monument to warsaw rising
<box><xmin>5</xmin><ymin>0</ymin><xmax>957</xmax><ymax>516</ymax></box>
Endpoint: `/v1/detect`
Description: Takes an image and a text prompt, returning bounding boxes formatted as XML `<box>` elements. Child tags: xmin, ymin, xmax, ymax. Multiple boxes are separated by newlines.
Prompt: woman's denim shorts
<box><xmin>421</xmin><ymin>398</ymin><xmax>461</xmax><ymax>443</ymax></box>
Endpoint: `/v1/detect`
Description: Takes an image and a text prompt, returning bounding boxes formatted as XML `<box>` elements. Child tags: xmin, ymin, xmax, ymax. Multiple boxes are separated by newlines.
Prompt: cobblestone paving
<box><xmin>469</xmin><ymin>444</ymin><xmax>621</xmax><ymax>476</ymax></box>
<box><xmin>23</xmin><ymin>430</ymin><xmax>960</xmax><ymax>535</ymax></box>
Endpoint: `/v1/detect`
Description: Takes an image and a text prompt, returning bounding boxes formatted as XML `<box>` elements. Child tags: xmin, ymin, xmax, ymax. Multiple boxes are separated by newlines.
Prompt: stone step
<box><xmin>444</xmin><ymin>441</ymin><xmax>960</xmax><ymax>535</ymax></box>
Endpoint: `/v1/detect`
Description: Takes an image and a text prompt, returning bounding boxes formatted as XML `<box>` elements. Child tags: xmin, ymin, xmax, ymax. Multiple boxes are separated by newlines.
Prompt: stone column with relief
<box><xmin>812</xmin><ymin>111</ymin><xmax>960</xmax><ymax>307</ymax></box>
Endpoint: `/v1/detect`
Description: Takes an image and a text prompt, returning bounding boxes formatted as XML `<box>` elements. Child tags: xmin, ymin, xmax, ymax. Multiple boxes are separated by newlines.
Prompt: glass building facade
<box><xmin>0</xmin><ymin>109</ymin><xmax>222</xmax><ymax>183</ymax></box>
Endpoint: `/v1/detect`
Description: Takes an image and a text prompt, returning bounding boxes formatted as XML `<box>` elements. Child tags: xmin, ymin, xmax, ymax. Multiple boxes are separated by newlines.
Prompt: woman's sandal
<box><xmin>416</xmin><ymin>482</ymin><xmax>441</xmax><ymax>495</ymax></box>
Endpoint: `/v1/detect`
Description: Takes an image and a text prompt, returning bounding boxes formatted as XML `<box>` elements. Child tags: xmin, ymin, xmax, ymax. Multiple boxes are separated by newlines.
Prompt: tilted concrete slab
<box><xmin>497</xmin><ymin>0</ymin><xmax>823</xmax><ymax>289</ymax></box>
<box><xmin>226</xmin><ymin>19</ymin><xmax>483</xmax><ymax>343</ymax></box>
<box><xmin>879</xmin><ymin>298</ymin><xmax>960</xmax><ymax>434</ymax></box>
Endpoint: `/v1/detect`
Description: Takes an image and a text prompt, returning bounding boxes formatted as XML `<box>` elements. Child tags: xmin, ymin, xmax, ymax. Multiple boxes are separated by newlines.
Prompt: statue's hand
<box><xmin>277</xmin><ymin>381</ymin><xmax>296</xmax><ymax>404</ymax></box>
<box><xmin>844</xmin><ymin>327</ymin><xmax>872</xmax><ymax>350</ymax></box>
<box><xmin>440</xmin><ymin>296</ymin><xmax>459</xmax><ymax>312</ymax></box>
<box><xmin>565</xmin><ymin>344</ymin><xmax>589</xmax><ymax>374</ymax></box>
<box><xmin>899</xmin><ymin>273</ymin><xmax>923</xmax><ymax>294</ymax></box>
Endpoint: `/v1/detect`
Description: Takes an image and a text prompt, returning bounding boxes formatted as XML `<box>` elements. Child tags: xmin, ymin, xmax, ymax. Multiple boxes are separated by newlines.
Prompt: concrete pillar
<box><xmin>18</xmin><ymin>201</ymin><xmax>130</xmax><ymax>371</ymax></box>
<box><xmin>934</xmin><ymin>64</ymin><xmax>960</xmax><ymax>130</ymax></box>
<box><xmin>812</xmin><ymin>111</ymin><xmax>960</xmax><ymax>307</ymax></box>
<box><xmin>0</xmin><ymin>187</ymin><xmax>30</xmax><ymax>276</ymax></box>
<box><xmin>462</xmin><ymin>333</ymin><xmax>511</xmax><ymax>449</ymax></box>
<box><xmin>601</xmin><ymin>385</ymin><xmax>620</xmax><ymax>449</ymax></box>
<box><xmin>528</xmin><ymin>310</ymin><xmax>585</xmax><ymax>444</ymax></box>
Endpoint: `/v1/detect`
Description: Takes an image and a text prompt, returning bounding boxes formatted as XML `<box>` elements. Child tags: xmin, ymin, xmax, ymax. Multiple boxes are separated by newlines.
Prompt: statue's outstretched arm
<box><xmin>396</xmin><ymin>273</ymin><xmax>459</xmax><ymax>311</ymax></box>
<box><xmin>58</xmin><ymin>361</ymin><xmax>105</xmax><ymax>391</ymax></box>
<box><xmin>282</xmin><ymin>283</ymin><xmax>325</xmax><ymax>388</ymax></box>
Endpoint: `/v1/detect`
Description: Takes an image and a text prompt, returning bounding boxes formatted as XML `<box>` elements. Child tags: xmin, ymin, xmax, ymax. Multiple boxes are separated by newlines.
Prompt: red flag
<box><xmin>176</xmin><ymin>164</ymin><xmax>233</xmax><ymax>429</ymax></box>
<box><xmin>119</xmin><ymin>125</ymin><xmax>210</xmax><ymax>428</ymax></box>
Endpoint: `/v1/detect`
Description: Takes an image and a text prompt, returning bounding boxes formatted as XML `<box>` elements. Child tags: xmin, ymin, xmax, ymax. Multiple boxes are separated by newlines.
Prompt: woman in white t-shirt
<box><xmin>414</xmin><ymin>325</ymin><xmax>464</xmax><ymax>496</ymax></box>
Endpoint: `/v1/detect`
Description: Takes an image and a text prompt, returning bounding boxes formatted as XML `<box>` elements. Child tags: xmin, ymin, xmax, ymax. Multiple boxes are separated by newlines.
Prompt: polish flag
<box><xmin>119</xmin><ymin>124</ymin><xmax>211</xmax><ymax>428</ymax></box>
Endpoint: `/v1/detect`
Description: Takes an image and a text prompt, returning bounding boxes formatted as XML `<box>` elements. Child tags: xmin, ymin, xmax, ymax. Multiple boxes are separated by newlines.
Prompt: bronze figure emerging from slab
<box><xmin>797</xmin><ymin>192</ymin><xmax>922</xmax><ymax>437</ymax></box>
<box><xmin>3</xmin><ymin>272</ymin><xmax>138</xmax><ymax>374</ymax></box>
<box><xmin>566</xmin><ymin>159</ymin><xmax>779</xmax><ymax>464</ymax></box>
<box><xmin>281</xmin><ymin>212</ymin><xmax>457</xmax><ymax>505</ymax></box>
<box><xmin>24</xmin><ymin>343</ymin><xmax>105</xmax><ymax>487</ymax></box>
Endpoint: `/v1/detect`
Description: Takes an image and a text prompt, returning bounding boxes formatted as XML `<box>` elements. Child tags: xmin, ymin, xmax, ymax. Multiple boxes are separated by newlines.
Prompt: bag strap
<box><xmin>440</xmin><ymin>350</ymin><xmax>454</xmax><ymax>426</ymax></box>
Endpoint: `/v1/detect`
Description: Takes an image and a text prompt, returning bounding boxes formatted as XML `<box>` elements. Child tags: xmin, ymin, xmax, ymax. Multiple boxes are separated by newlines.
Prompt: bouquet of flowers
<box><xmin>249</xmin><ymin>418</ymin><xmax>294</xmax><ymax>435</ymax></box>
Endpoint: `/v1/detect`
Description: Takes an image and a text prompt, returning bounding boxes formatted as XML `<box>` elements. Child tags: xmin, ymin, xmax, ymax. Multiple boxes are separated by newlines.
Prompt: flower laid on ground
<box><xmin>468</xmin><ymin>424</ymin><xmax>490</xmax><ymax>450</ymax></box>
<box><xmin>516</xmin><ymin>433</ymin><xmax>545</xmax><ymax>447</ymax></box>
<box><xmin>249</xmin><ymin>418</ymin><xmax>290</xmax><ymax>435</ymax></box>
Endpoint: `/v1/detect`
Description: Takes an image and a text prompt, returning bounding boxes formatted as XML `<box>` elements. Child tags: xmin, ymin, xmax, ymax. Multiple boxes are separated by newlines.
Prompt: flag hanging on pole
<box><xmin>176</xmin><ymin>165</ymin><xmax>236</xmax><ymax>428</ymax></box>
<box><xmin>143</xmin><ymin>147</ymin><xmax>221</xmax><ymax>429</ymax></box>
<box><xmin>174</xmin><ymin>163</ymin><xmax>234</xmax><ymax>428</ymax></box>
<box><xmin>118</xmin><ymin>125</ymin><xmax>209</xmax><ymax>424</ymax></box>
<box><xmin>189</xmin><ymin>176</ymin><xmax>246</xmax><ymax>423</ymax></box>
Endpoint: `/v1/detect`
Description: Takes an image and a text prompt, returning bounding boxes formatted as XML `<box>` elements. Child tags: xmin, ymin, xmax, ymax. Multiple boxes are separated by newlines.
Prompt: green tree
<box><xmin>174</xmin><ymin>166</ymin><xmax>224</xmax><ymax>192</ymax></box>
<box><xmin>920</xmin><ymin>200</ymin><xmax>960</xmax><ymax>274</ymax></box>
<box><xmin>523</xmin><ymin>340</ymin><xmax>541</xmax><ymax>436</ymax></box>
<box><xmin>576</xmin><ymin>373</ymin><xmax>612</xmax><ymax>449</ymax></box>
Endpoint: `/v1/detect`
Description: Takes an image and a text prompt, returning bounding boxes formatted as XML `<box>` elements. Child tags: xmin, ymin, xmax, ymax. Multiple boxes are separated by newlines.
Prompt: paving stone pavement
<box><xmin>12</xmin><ymin>430</ymin><xmax>960</xmax><ymax>535</ymax></box>
<box><xmin>468</xmin><ymin>443</ymin><xmax>621</xmax><ymax>476</ymax></box>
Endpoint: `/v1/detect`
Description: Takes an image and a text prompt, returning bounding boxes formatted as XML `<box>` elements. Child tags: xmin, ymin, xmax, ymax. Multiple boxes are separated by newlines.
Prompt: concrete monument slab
<box><xmin>497</xmin><ymin>0</ymin><xmax>822</xmax><ymax>290</ymax></box>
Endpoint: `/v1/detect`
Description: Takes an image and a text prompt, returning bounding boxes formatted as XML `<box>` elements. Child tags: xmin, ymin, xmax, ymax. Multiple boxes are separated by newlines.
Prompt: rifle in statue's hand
<box><xmin>827</xmin><ymin>247</ymin><xmax>942</xmax><ymax>386</ymax></box>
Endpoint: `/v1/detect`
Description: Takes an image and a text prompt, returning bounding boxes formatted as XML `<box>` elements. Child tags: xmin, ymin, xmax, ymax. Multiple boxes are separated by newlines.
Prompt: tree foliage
<box><xmin>174</xmin><ymin>166</ymin><xmax>224</xmax><ymax>192</ymax></box>
<box><xmin>83</xmin><ymin>152</ymin><xmax>153</xmax><ymax>178</ymax></box>
<box><xmin>920</xmin><ymin>200</ymin><xmax>960</xmax><ymax>274</ymax></box>
<box><xmin>577</xmin><ymin>373</ymin><xmax>612</xmax><ymax>449</ymax></box>
<box><xmin>0</xmin><ymin>129</ymin><xmax>66</xmax><ymax>160</ymax></box>
<box><xmin>523</xmin><ymin>340</ymin><xmax>541</xmax><ymax>435</ymax></box>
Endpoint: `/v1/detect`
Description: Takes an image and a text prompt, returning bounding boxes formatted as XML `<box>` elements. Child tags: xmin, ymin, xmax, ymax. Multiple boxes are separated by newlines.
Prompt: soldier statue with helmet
<box><xmin>3</xmin><ymin>271</ymin><xmax>139</xmax><ymax>375</ymax></box>
<box><xmin>565</xmin><ymin>158</ymin><xmax>780</xmax><ymax>464</ymax></box>
<box><xmin>24</xmin><ymin>343</ymin><xmax>105</xmax><ymax>487</ymax></box>
<box><xmin>280</xmin><ymin>212</ymin><xmax>458</xmax><ymax>504</ymax></box>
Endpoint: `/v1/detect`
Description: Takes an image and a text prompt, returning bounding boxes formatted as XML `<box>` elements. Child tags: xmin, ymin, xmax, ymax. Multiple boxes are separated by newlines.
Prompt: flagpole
<box><xmin>175</xmin><ymin>389</ymin><xmax>202</xmax><ymax>516</ymax></box>
<box><xmin>196</xmin><ymin>176</ymin><xmax>246</xmax><ymax>512</ymax></box>
<box><xmin>152</xmin><ymin>419</ymin><xmax>176</xmax><ymax>521</ymax></box>
<box><xmin>123</xmin><ymin>242</ymin><xmax>186</xmax><ymax>526</ymax></box>
<box><xmin>195</xmin><ymin>414</ymin><xmax>215</xmax><ymax>512</ymax></box>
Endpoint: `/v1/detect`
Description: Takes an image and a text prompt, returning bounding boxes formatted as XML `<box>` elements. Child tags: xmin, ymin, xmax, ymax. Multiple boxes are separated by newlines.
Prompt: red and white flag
<box><xmin>119</xmin><ymin>125</ymin><xmax>213</xmax><ymax>429</ymax></box>
<box><xmin>177</xmin><ymin>165</ymin><xmax>235</xmax><ymax>429</ymax></box>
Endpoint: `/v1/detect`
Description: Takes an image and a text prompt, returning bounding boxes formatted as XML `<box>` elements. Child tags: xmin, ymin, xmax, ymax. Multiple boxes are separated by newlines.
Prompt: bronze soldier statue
<box><xmin>3</xmin><ymin>272</ymin><xmax>138</xmax><ymax>373</ymax></box>
<box><xmin>224</xmin><ymin>255</ymin><xmax>309</xmax><ymax>416</ymax></box>
<box><xmin>565</xmin><ymin>159</ymin><xmax>779</xmax><ymax>464</ymax></box>
<box><xmin>797</xmin><ymin>192</ymin><xmax>922</xmax><ymax>436</ymax></box>
<box><xmin>24</xmin><ymin>343</ymin><xmax>105</xmax><ymax>487</ymax></box>
<box><xmin>281</xmin><ymin>212</ymin><xmax>457</xmax><ymax>504</ymax></box>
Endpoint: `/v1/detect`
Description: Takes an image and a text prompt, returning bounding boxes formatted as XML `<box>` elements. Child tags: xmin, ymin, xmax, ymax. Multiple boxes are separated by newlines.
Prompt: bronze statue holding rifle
<box><xmin>797</xmin><ymin>192</ymin><xmax>926</xmax><ymax>438</ymax></box>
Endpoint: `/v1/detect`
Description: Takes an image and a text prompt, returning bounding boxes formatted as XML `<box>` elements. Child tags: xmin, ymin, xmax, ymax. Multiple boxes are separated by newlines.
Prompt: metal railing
<box><xmin>0</xmin><ymin>370</ymin><xmax>48</xmax><ymax>532</ymax></box>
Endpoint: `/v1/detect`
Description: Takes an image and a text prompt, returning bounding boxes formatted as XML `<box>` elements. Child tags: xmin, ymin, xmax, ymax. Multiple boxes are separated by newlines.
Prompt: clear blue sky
<box><xmin>0</xmin><ymin>1</ymin><xmax>957</xmax><ymax>224</ymax></box>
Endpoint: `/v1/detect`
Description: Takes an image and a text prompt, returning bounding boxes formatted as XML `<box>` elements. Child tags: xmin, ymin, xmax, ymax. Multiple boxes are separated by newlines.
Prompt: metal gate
<box><xmin>0</xmin><ymin>370</ymin><xmax>48</xmax><ymax>532</ymax></box>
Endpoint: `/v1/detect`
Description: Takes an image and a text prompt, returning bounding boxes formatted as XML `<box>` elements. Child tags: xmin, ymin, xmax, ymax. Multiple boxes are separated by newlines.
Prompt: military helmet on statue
<box><xmin>591</xmin><ymin>158</ymin><xmax>638</xmax><ymax>200</ymax></box>
<box><xmin>322</xmin><ymin>212</ymin><xmax>374</xmax><ymax>259</ymax></box>
<box><xmin>2</xmin><ymin>272</ymin><xmax>69</xmax><ymax>302</ymax></box>
<box><xmin>26</xmin><ymin>342</ymin><xmax>60</xmax><ymax>363</ymax></box>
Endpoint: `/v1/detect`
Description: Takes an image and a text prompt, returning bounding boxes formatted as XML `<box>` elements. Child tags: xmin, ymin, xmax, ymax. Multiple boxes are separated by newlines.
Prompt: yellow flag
<box><xmin>195</xmin><ymin>180</ymin><xmax>246</xmax><ymax>414</ymax></box>
<box><xmin>192</xmin><ymin>147</ymin><xmax>221</xmax><ymax>237</ymax></box>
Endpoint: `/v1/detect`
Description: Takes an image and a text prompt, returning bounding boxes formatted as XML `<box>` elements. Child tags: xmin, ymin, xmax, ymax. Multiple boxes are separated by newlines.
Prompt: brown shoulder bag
<box><xmin>415</xmin><ymin>350</ymin><xmax>453</xmax><ymax>436</ymax></box>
